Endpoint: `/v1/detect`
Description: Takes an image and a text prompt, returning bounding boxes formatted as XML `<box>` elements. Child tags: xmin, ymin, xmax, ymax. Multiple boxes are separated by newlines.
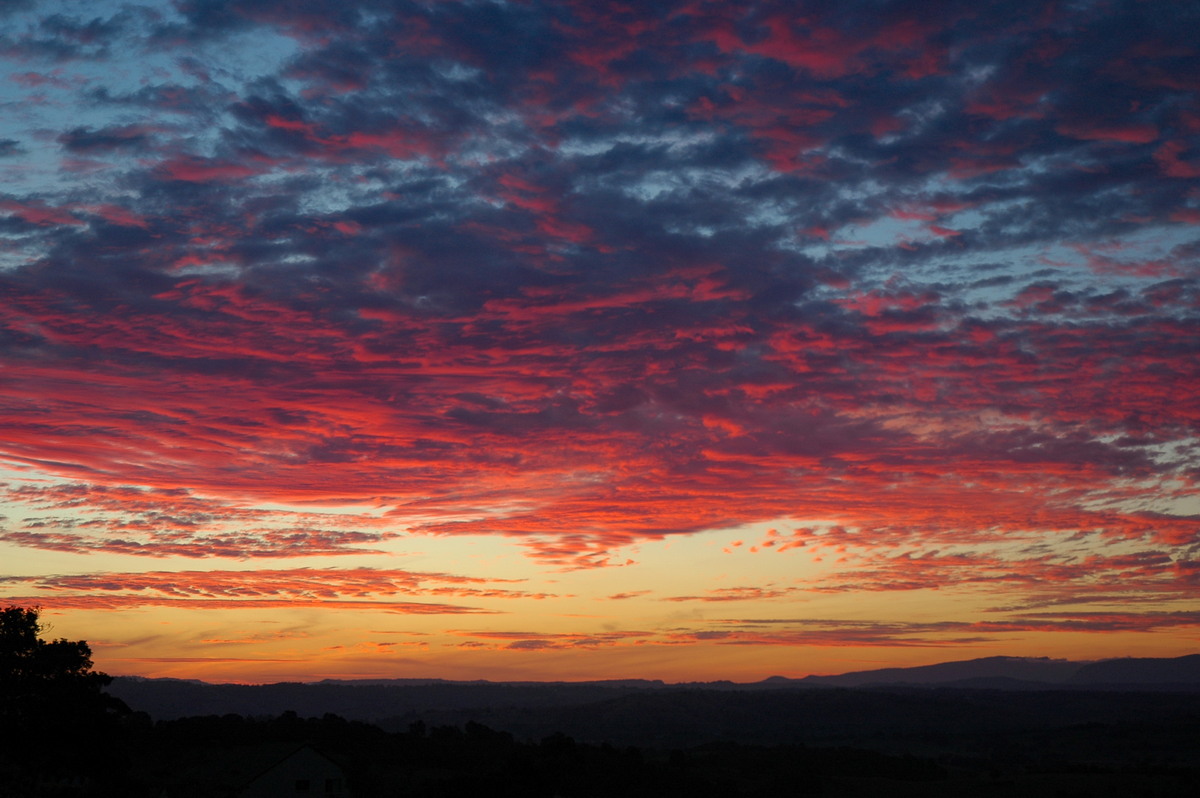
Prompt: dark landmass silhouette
<box><xmin>793</xmin><ymin>655</ymin><xmax>1084</xmax><ymax>686</ymax></box>
<box><xmin>109</xmin><ymin>653</ymin><xmax>1200</xmax><ymax>724</ymax></box>
<box><xmin>94</xmin><ymin>654</ymin><xmax>1200</xmax><ymax>797</ymax></box>
<box><xmin>6</xmin><ymin>647</ymin><xmax>1198</xmax><ymax>796</ymax></box>
<box><xmin>104</xmin><ymin>653</ymin><xmax>1200</xmax><ymax>750</ymax></box>
<box><xmin>794</xmin><ymin>653</ymin><xmax>1200</xmax><ymax>689</ymax></box>
<box><xmin>1070</xmin><ymin>654</ymin><xmax>1200</xmax><ymax>685</ymax></box>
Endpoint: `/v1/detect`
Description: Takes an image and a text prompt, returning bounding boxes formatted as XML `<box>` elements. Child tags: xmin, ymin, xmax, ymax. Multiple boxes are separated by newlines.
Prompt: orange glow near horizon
<box><xmin>12</xmin><ymin>521</ymin><xmax>1200</xmax><ymax>683</ymax></box>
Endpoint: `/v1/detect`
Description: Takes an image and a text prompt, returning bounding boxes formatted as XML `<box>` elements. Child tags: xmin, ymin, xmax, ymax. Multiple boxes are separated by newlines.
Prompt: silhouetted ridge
<box><xmin>1071</xmin><ymin>653</ymin><xmax>1200</xmax><ymax>685</ymax></box>
<box><xmin>108</xmin><ymin>653</ymin><xmax>1200</xmax><ymax>725</ymax></box>
<box><xmin>799</xmin><ymin>655</ymin><xmax>1083</xmax><ymax>686</ymax></box>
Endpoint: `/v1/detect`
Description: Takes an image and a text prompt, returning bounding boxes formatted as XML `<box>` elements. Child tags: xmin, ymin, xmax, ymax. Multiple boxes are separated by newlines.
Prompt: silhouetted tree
<box><xmin>1</xmin><ymin>606</ymin><xmax>111</xmax><ymax>694</ymax></box>
<box><xmin>0</xmin><ymin>606</ymin><xmax>129</xmax><ymax>792</ymax></box>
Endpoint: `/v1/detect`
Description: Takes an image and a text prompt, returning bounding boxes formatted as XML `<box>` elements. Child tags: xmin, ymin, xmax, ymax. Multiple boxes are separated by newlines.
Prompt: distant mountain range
<box><xmin>108</xmin><ymin>653</ymin><xmax>1200</xmax><ymax>732</ymax></box>
<box><xmin>791</xmin><ymin>653</ymin><xmax>1200</xmax><ymax>689</ymax></box>
<box><xmin>299</xmin><ymin>653</ymin><xmax>1200</xmax><ymax>691</ymax></box>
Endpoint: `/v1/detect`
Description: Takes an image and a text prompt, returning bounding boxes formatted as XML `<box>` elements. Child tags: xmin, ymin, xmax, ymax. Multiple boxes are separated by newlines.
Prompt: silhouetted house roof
<box><xmin>155</xmin><ymin>743</ymin><xmax>350</xmax><ymax>798</ymax></box>
<box><xmin>240</xmin><ymin>745</ymin><xmax>348</xmax><ymax>798</ymax></box>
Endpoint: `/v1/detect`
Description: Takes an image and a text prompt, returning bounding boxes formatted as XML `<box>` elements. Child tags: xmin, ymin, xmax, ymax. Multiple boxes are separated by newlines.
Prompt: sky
<box><xmin>1</xmin><ymin>0</ymin><xmax>1198</xmax><ymax>684</ymax></box>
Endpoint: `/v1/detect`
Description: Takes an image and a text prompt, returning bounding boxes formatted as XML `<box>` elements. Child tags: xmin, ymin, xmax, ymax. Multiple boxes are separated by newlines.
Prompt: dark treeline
<box><xmin>129</xmin><ymin>711</ymin><xmax>933</xmax><ymax>797</ymax></box>
<box><xmin>107</xmin><ymin>668</ymin><xmax>1200</xmax><ymax>749</ymax></box>
<box><xmin>15</xmin><ymin>707</ymin><xmax>1200</xmax><ymax>798</ymax></box>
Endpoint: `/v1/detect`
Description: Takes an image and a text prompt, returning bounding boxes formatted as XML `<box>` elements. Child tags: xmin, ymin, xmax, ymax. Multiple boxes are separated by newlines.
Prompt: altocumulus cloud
<box><xmin>0</xmin><ymin>0</ymin><xmax>1196</xmax><ymax>637</ymax></box>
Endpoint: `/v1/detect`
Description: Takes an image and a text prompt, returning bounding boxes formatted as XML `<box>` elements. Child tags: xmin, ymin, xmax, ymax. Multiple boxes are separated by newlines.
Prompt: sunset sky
<box><xmin>1</xmin><ymin>0</ymin><xmax>1198</xmax><ymax>684</ymax></box>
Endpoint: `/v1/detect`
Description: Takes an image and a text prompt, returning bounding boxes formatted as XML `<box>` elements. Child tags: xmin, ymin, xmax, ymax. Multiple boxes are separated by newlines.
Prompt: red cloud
<box><xmin>707</xmin><ymin>13</ymin><xmax>940</xmax><ymax>80</ymax></box>
<box><xmin>80</xmin><ymin>204</ymin><xmax>150</xmax><ymax>229</ymax></box>
<box><xmin>449</xmin><ymin>629</ymin><xmax>656</xmax><ymax>650</ymax></box>
<box><xmin>1056</xmin><ymin>121</ymin><xmax>1159</xmax><ymax>144</ymax></box>
<box><xmin>0</xmin><ymin>200</ymin><xmax>86</xmax><ymax>227</ymax></box>
<box><xmin>153</xmin><ymin>155</ymin><xmax>265</xmax><ymax>182</ymax></box>
<box><xmin>0</xmin><ymin>566</ymin><xmax>554</xmax><ymax>612</ymax></box>
<box><xmin>1154</xmin><ymin>140</ymin><xmax>1200</xmax><ymax>178</ymax></box>
<box><xmin>0</xmin><ymin>484</ymin><xmax>401</xmax><ymax>558</ymax></box>
<box><xmin>0</xmin><ymin>0</ymin><xmax>1195</xmax><ymax>655</ymax></box>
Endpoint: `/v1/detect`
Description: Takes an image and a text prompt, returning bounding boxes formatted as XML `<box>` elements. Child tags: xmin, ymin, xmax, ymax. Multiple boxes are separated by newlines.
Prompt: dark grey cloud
<box><xmin>57</xmin><ymin>124</ymin><xmax>154</xmax><ymax>153</ymax></box>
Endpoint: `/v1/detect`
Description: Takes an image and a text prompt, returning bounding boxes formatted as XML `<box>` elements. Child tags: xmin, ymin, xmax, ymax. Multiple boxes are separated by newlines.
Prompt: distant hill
<box><xmin>765</xmin><ymin>653</ymin><xmax>1200</xmax><ymax>689</ymax></box>
<box><xmin>1070</xmin><ymin>653</ymin><xmax>1200</xmax><ymax>686</ymax></box>
<box><xmin>794</xmin><ymin>655</ymin><xmax>1083</xmax><ymax>687</ymax></box>
<box><xmin>107</xmin><ymin>653</ymin><xmax>1200</xmax><ymax>732</ymax></box>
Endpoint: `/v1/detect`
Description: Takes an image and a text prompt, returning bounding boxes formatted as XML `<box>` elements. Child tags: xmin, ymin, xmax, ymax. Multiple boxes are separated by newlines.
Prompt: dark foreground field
<box><xmin>125</xmin><ymin>706</ymin><xmax>1200</xmax><ymax>798</ymax></box>
<box><xmin>9</xmin><ymin>679</ymin><xmax>1198</xmax><ymax>797</ymax></box>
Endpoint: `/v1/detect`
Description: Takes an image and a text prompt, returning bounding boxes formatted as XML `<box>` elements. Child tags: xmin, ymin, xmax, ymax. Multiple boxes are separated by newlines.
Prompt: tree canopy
<box><xmin>0</xmin><ymin>606</ymin><xmax>110</xmax><ymax>693</ymax></box>
<box><xmin>0</xmin><ymin>606</ymin><xmax>128</xmax><ymax>789</ymax></box>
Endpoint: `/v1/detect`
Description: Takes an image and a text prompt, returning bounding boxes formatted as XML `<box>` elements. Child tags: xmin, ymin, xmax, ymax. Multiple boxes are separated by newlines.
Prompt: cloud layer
<box><xmin>1</xmin><ymin>0</ymin><xmax>1197</xmax><ymax>677</ymax></box>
